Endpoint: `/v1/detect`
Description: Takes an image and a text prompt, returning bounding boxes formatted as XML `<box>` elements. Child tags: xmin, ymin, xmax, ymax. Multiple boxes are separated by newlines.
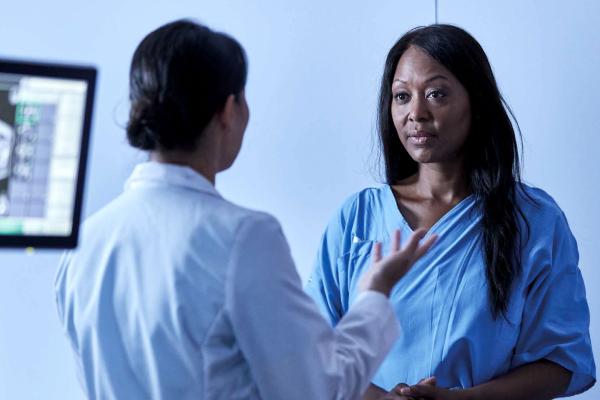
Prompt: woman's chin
<box><xmin>408</xmin><ymin>150</ymin><xmax>436</xmax><ymax>164</ymax></box>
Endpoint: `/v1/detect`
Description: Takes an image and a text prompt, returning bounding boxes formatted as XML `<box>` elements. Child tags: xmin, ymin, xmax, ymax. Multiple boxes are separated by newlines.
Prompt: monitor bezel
<box><xmin>0</xmin><ymin>58</ymin><xmax>96</xmax><ymax>249</ymax></box>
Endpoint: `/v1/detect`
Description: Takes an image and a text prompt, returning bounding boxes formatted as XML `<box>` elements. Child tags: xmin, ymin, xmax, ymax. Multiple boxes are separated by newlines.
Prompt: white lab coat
<box><xmin>55</xmin><ymin>161</ymin><xmax>399</xmax><ymax>400</ymax></box>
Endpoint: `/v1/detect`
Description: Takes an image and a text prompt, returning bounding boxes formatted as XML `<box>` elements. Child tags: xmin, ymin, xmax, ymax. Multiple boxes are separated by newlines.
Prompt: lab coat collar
<box><xmin>124</xmin><ymin>161</ymin><xmax>221</xmax><ymax>198</ymax></box>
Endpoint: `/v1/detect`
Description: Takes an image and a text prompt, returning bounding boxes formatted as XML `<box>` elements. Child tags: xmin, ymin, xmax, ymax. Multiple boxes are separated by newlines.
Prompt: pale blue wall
<box><xmin>0</xmin><ymin>1</ymin><xmax>597</xmax><ymax>398</ymax></box>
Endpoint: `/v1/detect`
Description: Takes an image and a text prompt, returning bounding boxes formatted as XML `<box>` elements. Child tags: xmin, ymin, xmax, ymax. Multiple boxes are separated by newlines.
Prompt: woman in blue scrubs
<box><xmin>307</xmin><ymin>25</ymin><xmax>596</xmax><ymax>399</ymax></box>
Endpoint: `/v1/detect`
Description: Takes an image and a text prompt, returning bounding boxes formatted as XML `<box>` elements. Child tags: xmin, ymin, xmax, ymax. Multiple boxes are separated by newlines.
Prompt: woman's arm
<box><xmin>465</xmin><ymin>360</ymin><xmax>571</xmax><ymax>400</ymax></box>
<box><xmin>400</xmin><ymin>360</ymin><xmax>571</xmax><ymax>400</ymax></box>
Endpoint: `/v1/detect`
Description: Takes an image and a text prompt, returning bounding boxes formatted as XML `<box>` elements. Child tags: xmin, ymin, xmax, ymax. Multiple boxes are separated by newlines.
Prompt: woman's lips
<box><xmin>407</xmin><ymin>132</ymin><xmax>436</xmax><ymax>145</ymax></box>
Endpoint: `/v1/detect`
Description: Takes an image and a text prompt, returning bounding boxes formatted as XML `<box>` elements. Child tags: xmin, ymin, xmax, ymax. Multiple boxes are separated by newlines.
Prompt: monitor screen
<box><xmin>0</xmin><ymin>59</ymin><xmax>96</xmax><ymax>248</ymax></box>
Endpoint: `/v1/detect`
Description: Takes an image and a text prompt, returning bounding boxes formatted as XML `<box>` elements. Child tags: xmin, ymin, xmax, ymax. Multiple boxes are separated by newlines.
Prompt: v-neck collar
<box><xmin>383</xmin><ymin>185</ymin><xmax>475</xmax><ymax>234</ymax></box>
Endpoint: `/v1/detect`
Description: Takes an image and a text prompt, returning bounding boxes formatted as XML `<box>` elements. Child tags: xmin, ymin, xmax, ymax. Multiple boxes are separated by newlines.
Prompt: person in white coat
<box><xmin>55</xmin><ymin>19</ymin><xmax>436</xmax><ymax>400</ymax></box>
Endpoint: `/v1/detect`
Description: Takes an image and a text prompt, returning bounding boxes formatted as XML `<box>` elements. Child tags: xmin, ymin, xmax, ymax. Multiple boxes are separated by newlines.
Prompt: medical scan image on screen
<box><xmin>0</xmin><ymin>73</ymin><xmax>88</xmax><ymax>237</ymax></box>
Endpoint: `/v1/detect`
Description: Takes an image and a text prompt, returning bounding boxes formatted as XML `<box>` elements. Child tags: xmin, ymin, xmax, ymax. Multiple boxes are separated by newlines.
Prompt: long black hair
<box><xmin>126</xmin><ymin>19</ymin><xmax>247</xmax><ymax>151</ymax></box>
<box><xmin>378</xmin><ymin>24</ymin><xmax>528</xmax><ymax>319</ymax></box>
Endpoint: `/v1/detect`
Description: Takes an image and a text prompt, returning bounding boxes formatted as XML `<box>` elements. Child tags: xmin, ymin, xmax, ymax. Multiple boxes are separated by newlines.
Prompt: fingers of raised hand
<box><xmin>372</xmin><ymin>241</ymin><xmax>383</xmax><ymax>263</ymax></box>
<box><xmin>401</xmin><ymin>229</ymin><xmax>428</xmax><ymax>256</ymax></box>
<box><xmin>413</xmin><ymin>234</ymin><xmax>438</xmax><ymax>261</ymax></box>
<box><xmin>392</xmin><ymin>229</ymin><xmax>401</xmax><ymax>252</ymax></box>
<box><xmin>397</xmin><ymin>229</ymin><xmax>437</xmax><ymax>264</ymax></box>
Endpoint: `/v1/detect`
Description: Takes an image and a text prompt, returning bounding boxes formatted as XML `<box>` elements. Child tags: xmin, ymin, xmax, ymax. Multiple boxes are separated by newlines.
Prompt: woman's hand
<box><xmin>359</xmin><ymin>229</ymin><xmax>437</xmax><ymax>297</ymax></box>
<box><xmin>398</xmin><ymin>383</ymin><xmax>469</xmax><ymax>400</ymax></box>
<box><xmin>375</xmin><ymin>377</ymin><xmax>438</xmax><ymax>400</ymax></box>
<box><xmin>396</xmin><ymin>360</ymin><xmax>570</xmax><ymax>400</ymax></box>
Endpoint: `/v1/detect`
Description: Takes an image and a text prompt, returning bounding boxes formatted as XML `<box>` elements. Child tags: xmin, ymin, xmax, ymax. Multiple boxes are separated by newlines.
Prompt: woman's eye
<box><xmin>393</xmin><ymin>92</ymin><xmax>409</xmax><ymax>103</ymax></box>
<box><xmin>426</xmin><ymin>89</ymin><xmax>446</xmax><ymax>99</ymax></box>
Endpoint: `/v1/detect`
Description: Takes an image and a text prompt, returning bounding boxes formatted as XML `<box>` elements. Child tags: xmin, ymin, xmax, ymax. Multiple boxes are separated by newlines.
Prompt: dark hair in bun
<box><xmin>126</xmin><ymin>19</ymin><xmax>247</xmax><ymax>151</ymax></box>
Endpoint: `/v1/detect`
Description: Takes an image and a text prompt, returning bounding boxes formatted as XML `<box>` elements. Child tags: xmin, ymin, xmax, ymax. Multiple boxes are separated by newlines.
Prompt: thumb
<box><xmin>400</xmin><ymin>383</ymin><xmax>441</xmax><ymax>397</ymax></box>
<box><xmin>417</xmin><ymin>376</ymin><xmax>437</xmax><ymax>386</ymax></box>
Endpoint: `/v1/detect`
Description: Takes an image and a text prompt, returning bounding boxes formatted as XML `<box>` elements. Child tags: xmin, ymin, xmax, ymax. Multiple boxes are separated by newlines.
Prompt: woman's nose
<box><xmin>408</xmin><ymin>97</ymin><xmax>430</xmax><ymax>122</ymax></box>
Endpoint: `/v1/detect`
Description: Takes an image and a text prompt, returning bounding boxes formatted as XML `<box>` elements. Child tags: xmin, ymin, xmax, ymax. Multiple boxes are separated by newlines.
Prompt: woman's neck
<box><xmin>412</xmin><ymin>161</ymin><xmax>470</xmax><ymax>203</ymax></box>
<box><xmin>150</xmin><ymin>150</ymin><xmax>217</xmax><ymax>185</ymax></box>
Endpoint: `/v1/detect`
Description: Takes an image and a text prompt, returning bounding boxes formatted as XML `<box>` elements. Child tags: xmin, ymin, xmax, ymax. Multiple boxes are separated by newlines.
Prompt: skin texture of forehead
<box><xmin>393</xmin><ymin>46</ymin><xmax>455</xmax><ymax>86</ymax></box>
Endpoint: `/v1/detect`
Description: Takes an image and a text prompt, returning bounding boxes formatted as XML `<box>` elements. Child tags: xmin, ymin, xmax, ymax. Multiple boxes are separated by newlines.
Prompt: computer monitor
<box><xmin>0</xmin><ymin>58</ymin><xmax>96</xmax><ymax>248</ymax></box>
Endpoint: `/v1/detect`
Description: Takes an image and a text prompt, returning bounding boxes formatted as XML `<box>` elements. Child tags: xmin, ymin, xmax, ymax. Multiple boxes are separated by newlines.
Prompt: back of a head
<box><xmin>126</xmin><ymin>19</ymin><xmax>247</xmax><ymax>152</ymax></box>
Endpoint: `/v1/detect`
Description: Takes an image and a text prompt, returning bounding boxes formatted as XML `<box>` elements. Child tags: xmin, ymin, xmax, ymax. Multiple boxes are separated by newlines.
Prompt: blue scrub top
<box><xmin>307</xmin><ymin>185</ymin><xmax>596</xmax><ymax>396</ymax></box>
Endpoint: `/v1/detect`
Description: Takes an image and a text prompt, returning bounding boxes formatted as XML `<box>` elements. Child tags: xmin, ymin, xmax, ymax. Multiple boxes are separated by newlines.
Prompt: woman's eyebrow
<box><xmin>393</xmin><ymin>75</ymin><xmax>449</xmax><ymax>84</ymax></box>
<box><xmin>425</xmin><ymin>75</ymin><xmax>449</xmax><ymax>83</ymax></box>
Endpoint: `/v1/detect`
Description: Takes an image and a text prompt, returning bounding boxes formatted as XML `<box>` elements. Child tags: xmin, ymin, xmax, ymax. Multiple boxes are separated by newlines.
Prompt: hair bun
<box><xmin>126</xmin><ymin>99</ymin><xmax>158</xmax><ymax>150</ymax></box>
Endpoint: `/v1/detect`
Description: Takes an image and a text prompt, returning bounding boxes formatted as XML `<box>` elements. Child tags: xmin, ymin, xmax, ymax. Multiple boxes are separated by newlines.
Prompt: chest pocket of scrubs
<box><xmin>339</xmin><ymin>236</ymin><xmax>374</xmax><ymax>312</ymax></box>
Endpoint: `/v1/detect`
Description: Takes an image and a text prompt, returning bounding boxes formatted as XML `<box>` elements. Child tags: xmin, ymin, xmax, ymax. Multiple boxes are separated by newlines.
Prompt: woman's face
<box><xmin>390</xmin><ymin>46</ymin><xmax>471</xmax><ymax>165</ymax></box>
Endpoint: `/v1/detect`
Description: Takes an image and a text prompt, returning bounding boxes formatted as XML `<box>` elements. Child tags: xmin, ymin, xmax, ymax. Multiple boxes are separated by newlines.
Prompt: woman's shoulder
<box><xmin>336</xmin><ymin>185</ymin><xmax>391</xmax><ymax>216</ymax></box>
<box><xmin>516</xmin><ymin>183</ymin><xmax>566</xmax><ymax>222</ymax></box>
<box><xmin>516</xmin><ymin>185</ymin><xmax>581</xmax><ymax>288</ymax></box>
<box><xmin>516</xmin><ymin>184</ymin><xmax>575</xmax><ymax>246</ymax></box>
<box><xmin>321</xmin><ymin>185</ymin><xmax>392</xmax><ymax>243</ymax></box>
